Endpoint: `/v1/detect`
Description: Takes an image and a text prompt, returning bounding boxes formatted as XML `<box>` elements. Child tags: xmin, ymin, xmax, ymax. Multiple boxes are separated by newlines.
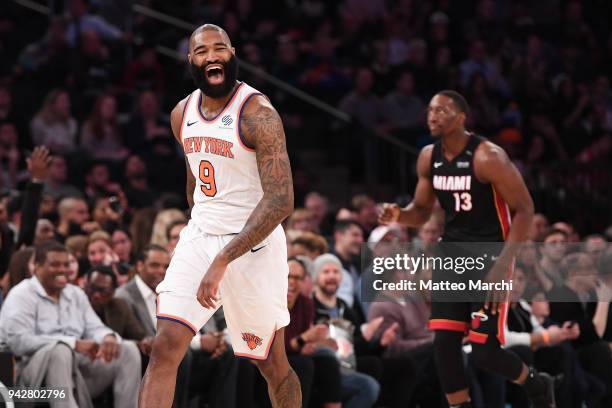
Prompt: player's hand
<box><xmin>378</xmin><ymin>203</ymin><xmax>400</xmax><ymax>225</ymax></box>
<box><xmin>27</xmin><ymin>146</ymin><xmax>52</xmax><ymax>180</ymax></box>
<box><xmin>561</xmin><ymin>321</ymin><xmax>580</xmax><ymax>340</ymax></box>
<box><xmin>197</xmin><ymin>256</ymin><xmax>227</xmax><ymax>308</ymax></box>
<box><xmin>303</xmin><ymin>324</ymin><xmax>328</xmax><ymax>343</ymax></box>
<box><xmin>546</xmin><ymin>325</ymin><xmax>564</xmax><ymax>345</ymax></box>
<box><xmin>362</xmin><ymin>316</ymin><xmax>384</xmax><ymax>341</ymax></box>
<box><xmin>75</xmin><ymin>339</ymin><xmax>99</xmax><ymax>360</ymax></box>
<box><xmin>380</xmin><ymin>322</ymin><xmax>399</xmax><ymax>347</ymax></box>
<box><xmin>97</xmin><ymin>334</ymin><xmax>120</xmax><ymax>362</ymax></box>
<box><xmin>300</xmin><ymin>342</ymin><xmax>317</xmax><ymax>356</ymax></box>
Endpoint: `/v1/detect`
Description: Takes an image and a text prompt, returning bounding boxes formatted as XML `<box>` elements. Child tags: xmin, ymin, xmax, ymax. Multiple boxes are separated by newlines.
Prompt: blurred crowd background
<box><xmin>0</xmin><ymin>0</ymin><xmax>611</xmax><ymax>407</ymax></box>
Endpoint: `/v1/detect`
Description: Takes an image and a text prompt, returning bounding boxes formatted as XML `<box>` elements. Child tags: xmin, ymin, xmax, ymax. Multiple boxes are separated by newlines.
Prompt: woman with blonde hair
<box><xmin>150</xmin><ymin>208</ymin><xmax>186</xmax><ymax>247</ymax></box>
<box><xmin>30</xmin><ymin>89</ymin><xmax>78</xmax><ymax>154</ymax></box>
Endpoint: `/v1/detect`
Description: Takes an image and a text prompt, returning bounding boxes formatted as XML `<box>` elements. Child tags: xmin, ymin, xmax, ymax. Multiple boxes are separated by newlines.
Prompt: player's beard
<box><xmin>189</xmin><ymin>54</ymin><xmax>239</xmax><ymax>98</ymax></box>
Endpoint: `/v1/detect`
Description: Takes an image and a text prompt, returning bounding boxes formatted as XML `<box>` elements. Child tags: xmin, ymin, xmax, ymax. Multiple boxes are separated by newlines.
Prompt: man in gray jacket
<box><xmin>0</xmin><ymin>241</ymin><xmax>140</xmax><ymax>408</ymax></box>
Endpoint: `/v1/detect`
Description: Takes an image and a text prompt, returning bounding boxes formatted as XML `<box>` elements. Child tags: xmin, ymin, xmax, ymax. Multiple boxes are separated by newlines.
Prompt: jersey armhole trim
<box><xmin>178</xmin><ymin>93</ymin><xmax>194</xmax><ymax>146</ymax></box>
<box><xmin>236</xmin><ymin>92</ymin><xmax>262</xmax><ymax>152</ymax></box>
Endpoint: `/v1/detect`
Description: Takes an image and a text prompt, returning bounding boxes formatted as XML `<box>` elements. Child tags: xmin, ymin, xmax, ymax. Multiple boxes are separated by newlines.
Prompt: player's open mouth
<box><xmin>206</xmin><ymin>64</ymin><xmax>225</xmax><ymax>84</ymax></box>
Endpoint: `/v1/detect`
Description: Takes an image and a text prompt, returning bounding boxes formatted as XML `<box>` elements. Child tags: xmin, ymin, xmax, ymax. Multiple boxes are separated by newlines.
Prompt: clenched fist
<box><xmin>378</xmin><ymin>203</ymin><xmax>400</xmax><ymax>224</ymax></box>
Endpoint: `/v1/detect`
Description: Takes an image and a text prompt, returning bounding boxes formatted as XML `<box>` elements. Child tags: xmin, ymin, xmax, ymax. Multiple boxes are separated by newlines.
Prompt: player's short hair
<box><xmin>136</xmin><ymin>244</ymin><xmax>168</xmax><ymax>263</ymax></box>
<box><xmin>333</xmin><ymin>219</ymin><xmax>363</xmax><ymax>235</ymax></box>
<box><xmin>87</xmin><ymin>265</ymin><xmax>118</xmax><ymax>288</ymax></box>
<box><xmin>437</xmin><ymin>90</ymin><xmax>470</xmax><ymax>115</ymax></box>
<box><xmin>34</xmin><ymin>241</ymin><xmax>68</xmax><ymax>265</ymax></box>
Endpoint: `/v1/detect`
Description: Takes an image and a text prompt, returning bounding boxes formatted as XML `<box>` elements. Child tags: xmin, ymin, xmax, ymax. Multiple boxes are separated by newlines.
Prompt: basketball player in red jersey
<box><xmin>139</xmin><ymin>25</ymin><xmax>300</xmax><ymax>407</ymax></box>
<box><xmin>380</xmin><ymin>91</ymin><xmax>556</xmax><ymax>407</ymax></box>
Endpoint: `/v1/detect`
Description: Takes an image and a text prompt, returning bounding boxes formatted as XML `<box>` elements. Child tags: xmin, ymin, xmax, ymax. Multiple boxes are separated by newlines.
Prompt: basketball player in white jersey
<box><xmin>139</xmin><ymin>24</ymin><xmax>301</xmax><ymax>407</ymax></box>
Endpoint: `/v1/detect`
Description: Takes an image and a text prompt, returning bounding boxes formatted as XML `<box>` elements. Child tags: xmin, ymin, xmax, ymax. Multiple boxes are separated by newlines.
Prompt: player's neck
<box><xmin>200</xmin><ymin>82</ymin><xmax>239</xmax><ymax>117</ymax></box>
<box><xmin>441</xmin><ymin>129</ymin><xmax>469</xmax><ymax>157</ymax></box>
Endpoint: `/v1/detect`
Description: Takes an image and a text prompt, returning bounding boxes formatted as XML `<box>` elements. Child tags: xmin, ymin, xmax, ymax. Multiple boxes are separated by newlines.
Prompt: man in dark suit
<box><xmin>85</xmin><ymin>265</ymin><xmax>147</xmax><ymax>344</ymax></box>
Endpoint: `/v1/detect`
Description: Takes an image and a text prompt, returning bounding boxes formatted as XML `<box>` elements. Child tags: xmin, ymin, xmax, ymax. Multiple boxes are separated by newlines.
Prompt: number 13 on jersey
<box><xmin>453</xmin><ymin>192</ymin><xmax>472</xmax><ymax>212</ymax></box>
<box><xmin>199</xmin><ymin>160</ymin><xmax>217</xmax><ymax>197</ymax></box>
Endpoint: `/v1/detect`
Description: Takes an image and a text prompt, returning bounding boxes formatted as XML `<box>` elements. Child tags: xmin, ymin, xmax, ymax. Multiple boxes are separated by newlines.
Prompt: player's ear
<box><xmin>231</xmin><ymin>47</ymin><xmax>236</xmax><ymax>55</ymax></box>
<box><xmin>187</xmin><ymin>53</ymin><xmax>192</xmax><ymax>64</ymax></box>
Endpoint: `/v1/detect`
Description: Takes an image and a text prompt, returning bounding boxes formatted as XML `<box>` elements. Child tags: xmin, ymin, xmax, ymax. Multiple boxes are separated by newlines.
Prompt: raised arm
<box><xmin>170</xmin><ymin>97</ymin><xmax>196</xmax><ymax>210</ymax></box>
<box><xmin>197</xmin><ymin>95</ymin><xmax>294</xmax><ymax>308</ymax></box>
<box><xmin>379</xmin><ymin>145</ymin><xmax>436</xmax><ymax>227</ymax></box>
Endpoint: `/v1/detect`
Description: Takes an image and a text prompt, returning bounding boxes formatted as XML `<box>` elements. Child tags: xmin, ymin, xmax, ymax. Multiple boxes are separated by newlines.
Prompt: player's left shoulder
<box><xmin>474</xmin><ymin>139</ymin><xmax>511</xmax><ymax>167</ymax></box>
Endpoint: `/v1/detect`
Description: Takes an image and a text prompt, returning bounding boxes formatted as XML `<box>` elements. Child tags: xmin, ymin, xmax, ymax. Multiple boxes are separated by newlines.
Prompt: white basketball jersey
<box><xmin>179</xmin><ymin>82</ymin><xmax>264</xmax><ymax>235</ymax></box>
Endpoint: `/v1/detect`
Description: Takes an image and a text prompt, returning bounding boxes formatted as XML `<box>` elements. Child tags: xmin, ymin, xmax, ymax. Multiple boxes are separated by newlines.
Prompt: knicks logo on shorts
<box><xmin>470</xmin><ymin>310</ymin><xmax>489</xmax><ymax>329</ymax></box>
<box><xmin>242</xmin><ymin>332</ymin><xmax>263</xmax><ymax>350</ymax></box>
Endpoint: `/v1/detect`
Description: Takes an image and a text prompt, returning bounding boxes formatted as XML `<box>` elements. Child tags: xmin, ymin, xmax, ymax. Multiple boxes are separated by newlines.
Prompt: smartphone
<box><xmin>108</xmin><ymin>196</ymin><xmax>123</xmax><ymax>213</ymax></box>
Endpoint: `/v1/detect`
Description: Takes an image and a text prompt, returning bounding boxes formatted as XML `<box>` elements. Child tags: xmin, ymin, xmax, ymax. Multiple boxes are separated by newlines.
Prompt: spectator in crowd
<box><xmin>115</xmin><ymin>244</ymin><xmax>193</xmax><ymax>407</ymax></box>
<box><xmin>0</xmin><ymin>121</ymin><xmax>22</xmax><ymax>190</ymax></box>
<box><xmin>83</xmin><ymin>161</ymin><xmax>121</xmax><ymax>200</ymax></box>
<box><xmin>123</xmin><ymin>154</ymin><xmax>156</xmax><ymax>208</ymax></box>
<box><xmin>351</xmin><ymin>194</ymin><xmax>378</xmax><ymax>237</ymax></box>
<box><xmin>0</xmin><ymin>241</ymin><xmax>140</xmax><ymax>408</ymax></box>
<box><xmin>150</xmin><ymin>208</ymin><xmax>186</xmax><ymax>248</ymax></box>
<box><xmin>283</xmin><ymin>256</ymin><xmax>340</xmax><ymax>407</ymax></box>
<box><xmin>85</xmin><ymin>265</ymin><xmax>147</xmax><ymax>343</ymax></box>
<box><xmin>287</xmin><ymin>208</ymin><xmax>316</xmax><ymax>233</ymax></box>
<box><xmin>111</xmin><ymin>228</ymin><xmax>133</xmax><ymax>264</ymax></box>
<box><xmin>536</xmin><ymin>228</ymin><xmax>569</xmax><ymax>288</ymax></box>
<box><xmin>304</xmin><ymin>191</ymin><xmax>330</xmax><ymax>234</ymax></box>
<box><xmin>543</xmin><ymin>252</ymin><xmax>612</xmax><ymax>406</ymax></box>
<box><xmin>64</xmin><ymin>0</ymin><xmax>124</xmax><ymax>47</ymax></box>
<box><xmin>553</xmin><ymin>221</ymin><xmax>580</xmax><ymax>243</ymax></box>
<box><xmin>81</xmin><ymin>94</ymin><xmax>129</xmax><ymax>161</ymax></box>
<box><xmin>505</xmin><ymin>266</ymin><xmax>581</xmax><ymax>408</ymax></box>
<box><xmin>55</xmin><ymin>197</ymin><xmax>93</xmax><ymax>242</ymax></box>
<box><xmin>166</xmin><ymin>220</ymin><xmax>186</xmax><ymax>255</ymax></box>
<box><xmin>124</xmin><ymin>90</ymin><xmax>170</xmax><ymax>153</ymax></box>
<box><xmin>331</xmin><ymin>220</ymin><xmax>364</xmax><ymax>306</ymax></box>
<box><xmin>416</xmin><ymin>216</ymin><xmax>443</xmax><ymax>252</ymax></box>
<box><xmin>43</xmin><ymin>155</ymin><xmax>82</xmax><ymax>200</ymax></box>
<box><xmin>30</xmin><ymin>89</ymin><xmax>78</xmax><ymax>154</ymax></box>
<box><xmin>34</xmin><ymin>218</ymin><xmax>55</xmax><ymax>245</ymax></box>
<box><xmin>583</xmin><ymin>234</ymin><xmax>607</xmax><ymax>262</ymax></box>
<box><xmin>123</xmin><ymin>49</ymin><xmax>166</xmax><ymax>98</ymax></box>
<box><xmin>311</xmin><ymin>253</ymin><xmax>381</xmax><ymax>408</ymax></box>
<box><xmin>86</xmin><ymin>230</ymin><xmax>128</xmax><ymax>286</ymax></box>
<box><xmin>383</xmin><ymin>71</ymin><xmax>425</xmax><ymax>135</ymax></box>
<box><xmin>5</xmin><ymin>247</ymin><xmax>34</xmax><ymax>291</ymax></box>
<box><xmin>290</xmin><ymin>232</ymin><xmax>329</xmax><ymax>297</ymax></box>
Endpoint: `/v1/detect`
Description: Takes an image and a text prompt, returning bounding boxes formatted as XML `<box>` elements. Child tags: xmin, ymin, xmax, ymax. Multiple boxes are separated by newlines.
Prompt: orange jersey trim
<box><xmin>492</xmin><ymin>186</ymin><xmax>511</xmax><ymax>241</ymax></box>
<box><xmin>235</xmin><ymin>92</ymin><xmax>261</xmax><ymax>152</ymax></box>
<box><xmin>468</xmin><ymin>330</ymin><xmax>488</xmax><ymax>344</ymax></box>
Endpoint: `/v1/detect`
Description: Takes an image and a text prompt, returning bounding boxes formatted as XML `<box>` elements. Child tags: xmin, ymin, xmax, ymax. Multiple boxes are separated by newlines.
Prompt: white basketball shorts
<box><xmin>156</xmin><ymin>220</ymin><xmax>290</xmax><ymax>359</ymax></box>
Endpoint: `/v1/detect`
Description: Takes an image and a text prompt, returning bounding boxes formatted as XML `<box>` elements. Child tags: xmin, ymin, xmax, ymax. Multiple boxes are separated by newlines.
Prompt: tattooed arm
<box><xmin>170</xmin><ymin>97</ymin><xmax>196</xmax><ymax>210</ymax></box>
<box><xmin>197</xmin><ymin>95</ymin><xmax>294</xmax><ymax>308</ymax></box>
<box><xmin>220</xmin><ymin>95</ymin><xmax>294</xmax><ymax>261</ymax></box>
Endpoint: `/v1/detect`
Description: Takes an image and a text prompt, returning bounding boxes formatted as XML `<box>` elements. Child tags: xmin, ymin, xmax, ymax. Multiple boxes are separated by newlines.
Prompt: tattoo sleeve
<box><xmin>219</xmin><ymin>102</ymin><xmax>294</xmax><ymax>263</ymax></box>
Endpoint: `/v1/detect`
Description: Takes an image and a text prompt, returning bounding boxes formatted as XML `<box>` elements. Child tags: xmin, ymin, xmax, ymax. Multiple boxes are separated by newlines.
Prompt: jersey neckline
<box><xmin>196</xmin><ymin>81</ymin><xmax>244</xmax><ymax>122</ymax></box>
